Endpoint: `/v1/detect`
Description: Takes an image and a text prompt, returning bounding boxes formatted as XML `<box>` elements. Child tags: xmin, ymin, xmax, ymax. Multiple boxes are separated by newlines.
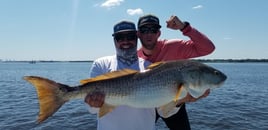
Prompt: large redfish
<box><xmin>24</xmin><ymin>60</ymin><xmax>227</xmax><ymax>123</ymax></box>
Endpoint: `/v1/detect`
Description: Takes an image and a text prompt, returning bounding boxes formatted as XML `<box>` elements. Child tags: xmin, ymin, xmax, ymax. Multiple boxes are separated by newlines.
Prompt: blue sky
<box><xmin>0</xmin><ymin>0</ymin><xmax>267</xmax><ymax>61</ymax></box>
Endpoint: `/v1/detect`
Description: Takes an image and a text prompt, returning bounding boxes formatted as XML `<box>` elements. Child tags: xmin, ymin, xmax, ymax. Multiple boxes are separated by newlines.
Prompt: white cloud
<box><xmin>101</xmin><ymin>0</ymin><xmax>124</xmax><ymax>8</ymax></box>
<box><xmin>127</xmin><ymin>8</ymin><xmax>143</xmax><ymax>16</ymax></box>
<box><xmin>192</xmin><ymin>5</ymin><xmax>203</xmax><ymax>9</ymax></box>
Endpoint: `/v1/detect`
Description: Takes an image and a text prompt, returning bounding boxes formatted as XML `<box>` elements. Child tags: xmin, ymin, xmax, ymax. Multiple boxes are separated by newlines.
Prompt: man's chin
<box><xmin>141</xmin><ymin>43</ymin><xmax>155</xmax><ymax>50</ymax></box>
<box><xmin>143</xmin><ymin>45</ymin><xmax>155</xmax><ymax>50</ymax></box>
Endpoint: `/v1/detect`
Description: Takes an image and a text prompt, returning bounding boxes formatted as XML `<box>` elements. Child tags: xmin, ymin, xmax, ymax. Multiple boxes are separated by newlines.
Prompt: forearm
<box><xmin>182</xmin><ymin>23</ymin><xmax>215</xmax><ymax>56</ymax></box>
<box><xmin>85</xmin><ymin>103</ymin><xmax>99</xmax><ymax>114</ymax></box>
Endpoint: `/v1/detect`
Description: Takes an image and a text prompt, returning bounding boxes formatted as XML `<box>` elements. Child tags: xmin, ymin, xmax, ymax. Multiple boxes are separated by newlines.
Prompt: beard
<box><xmin>116</xmin><ymin>44</ymin><xmax>138</xmax><ymax>66</ymax></box>
<box><xmin>140</xmin><ymin>39</ymin><xmax>156</xmax><ymax>50</ymax></box>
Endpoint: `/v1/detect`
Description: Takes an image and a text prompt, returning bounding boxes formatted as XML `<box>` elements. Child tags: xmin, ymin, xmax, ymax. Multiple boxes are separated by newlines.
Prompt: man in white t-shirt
<box><xmin>84</xmin><ymin>20</ymin><xmax>156</xmax><ymax>130</ymax></box>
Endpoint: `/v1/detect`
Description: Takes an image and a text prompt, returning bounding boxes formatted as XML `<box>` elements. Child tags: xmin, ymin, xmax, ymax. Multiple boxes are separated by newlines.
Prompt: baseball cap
<box><xmin>138</xmin><ymin>14</ymin><xmax>161</xmax><ymax>28</ymax></box>
<box><xmin>113</xmin><ymin>20</ymin><xmax>136</xmax><ymax>36</ymax></box>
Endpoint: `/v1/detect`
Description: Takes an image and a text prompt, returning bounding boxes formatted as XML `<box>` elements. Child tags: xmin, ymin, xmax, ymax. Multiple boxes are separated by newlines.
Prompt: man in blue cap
<box><xmin>84</xmin><ymin>20</ymin><xmax>156</xmax><ymax>130</ymax></box>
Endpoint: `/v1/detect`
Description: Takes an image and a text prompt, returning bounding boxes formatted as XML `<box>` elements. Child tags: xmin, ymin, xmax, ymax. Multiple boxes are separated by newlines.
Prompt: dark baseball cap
<box><xmin>113</xmin><ymin>20</ymin><xmax>136</xmax><ymax>36</ymax></box>
<box><xmin>138</xmin><ymin>14</ymin><xmax>161</xmax><ymax>28</ymax></box>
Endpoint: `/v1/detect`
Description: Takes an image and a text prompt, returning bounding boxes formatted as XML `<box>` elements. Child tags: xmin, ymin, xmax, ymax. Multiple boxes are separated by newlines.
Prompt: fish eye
<box><xmin>214</xmin><ymin>71</ymin><xmax>220</xmax><ymax>75</ymax></box>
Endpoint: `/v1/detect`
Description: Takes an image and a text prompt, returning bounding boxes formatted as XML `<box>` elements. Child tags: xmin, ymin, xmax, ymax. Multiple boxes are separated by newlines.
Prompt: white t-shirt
<box><xmin>88</xmin><ymin>55</ymin><xmax>156</xmax><ymax>130</ymax></box>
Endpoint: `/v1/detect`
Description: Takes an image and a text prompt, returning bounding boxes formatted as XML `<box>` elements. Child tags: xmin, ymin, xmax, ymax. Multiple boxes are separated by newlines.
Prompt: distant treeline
<box><xmin>0</xmin><ymin>60</ymin><xmax>93</xmax><ymax>63</ymax></box>
<box><xmin>1</xmin><ymin>59</ymin><xmax>268</xmax><ymax>63</ymax></box>
<box><xmin>193</xmin><ymin>59</ymin><xmax>268</xmax><ymax>63</ymax></box>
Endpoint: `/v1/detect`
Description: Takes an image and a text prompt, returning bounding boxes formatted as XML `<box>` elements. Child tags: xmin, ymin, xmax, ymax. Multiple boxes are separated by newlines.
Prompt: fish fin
<box><xmin>158</xmin><ymin>84</ymin><xmax>188</xmax><ymax>118</ymax></box>
<box><xmin>146</xmin><ymin>61</ymin><xmax>165</xmax><ymax>69</ymax></box>
<box><xmin>173</xmin><ymin>84</ymin><xmax>183</xmax><ymax>101</ymax></box>
<box><xmin>98</xmin><ymin>103</ymin><xmax>116</xmax><ymax>118</ymax></box>
<box><xmin>80</xmin><ymin>69</ymin><xmax>138</xmax><ymax>84</ymax></box>
<box><xmin>157</xmin><ymin>101</ymin><xmax>179</xmax><ymax>118</ymax></box>
<box><xmin>186</xmin><ymin>85</ymin><xmax>207</xmax><ymax>98</ymax></box>
<box><xmin>23</xmin><ymin>76</ymin><xmax>69</xmax><ymax>123</ymax></box>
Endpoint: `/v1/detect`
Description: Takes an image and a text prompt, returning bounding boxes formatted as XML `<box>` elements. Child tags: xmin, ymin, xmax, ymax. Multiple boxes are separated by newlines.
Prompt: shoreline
<box><xmin>1</xmin><ymin>59</ymin><xmax>268</xmax><ymax>63</ymax></box>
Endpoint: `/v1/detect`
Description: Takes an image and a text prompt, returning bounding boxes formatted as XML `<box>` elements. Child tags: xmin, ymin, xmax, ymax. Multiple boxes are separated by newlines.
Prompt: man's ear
<box><xmin>157</xmin><ymin>30</ymin><xmax>161</xmax><ymax>37</ymax></box>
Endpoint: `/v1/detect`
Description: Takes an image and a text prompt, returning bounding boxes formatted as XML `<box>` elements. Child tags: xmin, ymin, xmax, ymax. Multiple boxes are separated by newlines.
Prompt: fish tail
<box><xmin>23</xmin><ymin>76</ymin><xmax>69</xmax><ymax>123</ymax></box>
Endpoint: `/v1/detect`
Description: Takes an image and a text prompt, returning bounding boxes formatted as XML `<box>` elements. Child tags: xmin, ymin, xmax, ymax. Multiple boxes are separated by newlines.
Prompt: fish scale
<box><xmin>23</xmin><ymin>60</ymin><xmax>227</xmax><ymax>123</ymax></box>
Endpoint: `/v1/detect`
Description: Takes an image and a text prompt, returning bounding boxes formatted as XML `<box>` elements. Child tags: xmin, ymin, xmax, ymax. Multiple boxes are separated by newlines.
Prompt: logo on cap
<box><xmin>113</xmin><ymin>21</ymin><xmax>136</xmax><ymax>35</ymax></box>
<box><xmin>138</xmin><ymin>14</ymin><xmax>161</xmax><ymax>28</ymax></box>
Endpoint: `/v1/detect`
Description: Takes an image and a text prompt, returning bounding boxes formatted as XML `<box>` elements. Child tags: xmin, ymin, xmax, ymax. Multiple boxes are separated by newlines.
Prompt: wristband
<box><xmin>180</xmin><ymin>22</ymin><xmax>190</xmax><ymax>31</ymax></box>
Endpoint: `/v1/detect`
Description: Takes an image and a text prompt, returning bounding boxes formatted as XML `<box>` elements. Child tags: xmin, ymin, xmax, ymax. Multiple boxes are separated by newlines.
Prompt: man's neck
<box><xmin>142</xmin><ymin>48</ymin><xmax>153</xmax><ymax>56</ymax></box>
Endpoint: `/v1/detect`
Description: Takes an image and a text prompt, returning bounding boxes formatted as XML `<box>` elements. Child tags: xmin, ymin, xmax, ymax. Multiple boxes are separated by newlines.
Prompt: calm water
<box><xmin>0</xmin><ymin>62</ymin><xmax>267</xmax><ymax>130</ymax></box>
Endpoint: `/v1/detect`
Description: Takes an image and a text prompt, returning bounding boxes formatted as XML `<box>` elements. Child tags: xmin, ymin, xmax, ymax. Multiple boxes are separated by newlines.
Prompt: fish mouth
<box><xmin>222</xmin><ymin>73</ymin><xmax>227</xmax><ymax>81</ymax></box>
<box><xmin>218</xmin><ymin>74</ymin><xmax>227</xmax><ymax>87</ymax></box>
<box><xmin>219</xmin><ymin>70</ymin><xmax>227</xmax><ymax>81</ymax></box>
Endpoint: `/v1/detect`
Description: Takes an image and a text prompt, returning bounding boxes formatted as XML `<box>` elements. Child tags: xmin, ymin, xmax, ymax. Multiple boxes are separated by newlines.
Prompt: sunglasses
<box><xmin>114</xmin><ymin>33</ymin><xmax>137</xmax><ymax>42</ymax></box>
<box><xmin>139</xmin><ymin>27</ymin><xmax>159</xmax><ymax>34</ymax></box>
